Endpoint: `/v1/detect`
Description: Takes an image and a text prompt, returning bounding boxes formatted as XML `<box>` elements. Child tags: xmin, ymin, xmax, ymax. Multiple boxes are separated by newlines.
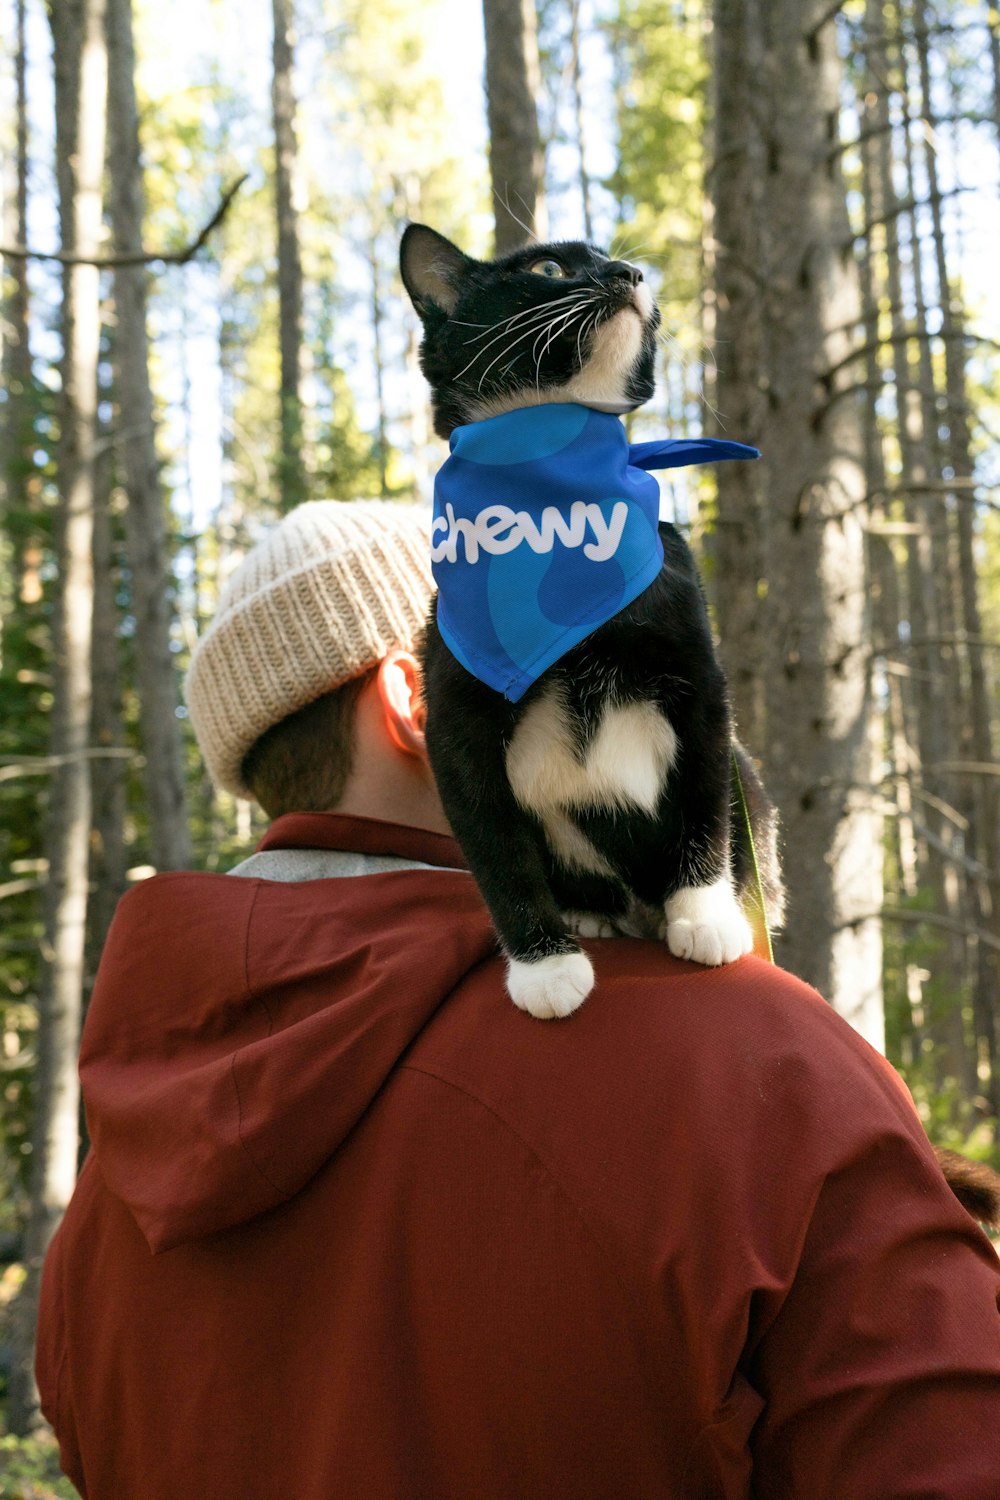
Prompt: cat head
<box><xmin>400</xmin><ymin>224</ymin><xmax>660</xmax><ymax>438</ymax></box>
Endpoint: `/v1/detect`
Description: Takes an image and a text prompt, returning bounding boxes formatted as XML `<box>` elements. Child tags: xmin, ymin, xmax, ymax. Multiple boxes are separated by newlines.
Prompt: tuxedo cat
<box><xmin>401</xmin><ymin>223</ymin><xmax>783</xmax><ymax>1020</ymax></box>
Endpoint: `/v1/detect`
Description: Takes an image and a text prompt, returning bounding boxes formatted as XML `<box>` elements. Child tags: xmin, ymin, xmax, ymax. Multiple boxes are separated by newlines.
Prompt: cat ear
<box><xmin>400</xmin><ymin>224</ymin><xmax>472</xmax><ymax>318</ymax></box>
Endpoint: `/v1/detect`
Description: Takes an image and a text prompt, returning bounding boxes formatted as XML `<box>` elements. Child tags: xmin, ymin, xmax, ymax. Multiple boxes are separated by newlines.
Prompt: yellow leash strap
<box><xmin>732</xmin><ymin>748</ymin><xmax>774</xmax><ymax>963</ymax></box>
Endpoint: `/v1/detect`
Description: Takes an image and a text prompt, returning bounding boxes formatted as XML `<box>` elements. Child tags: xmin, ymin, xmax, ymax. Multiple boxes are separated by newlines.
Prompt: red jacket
<box><xmin>38</xmin><ymin>814</ymin><xmax>1000</xmax><ymax>1499</ymax></box>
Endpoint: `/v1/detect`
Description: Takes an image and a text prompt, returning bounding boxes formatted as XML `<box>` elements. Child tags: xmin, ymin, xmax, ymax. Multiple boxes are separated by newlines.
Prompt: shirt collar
<box><xmin>256</xmin><ymin>812</ymin><xmax>468</xmax><ymax>872</ymax></box>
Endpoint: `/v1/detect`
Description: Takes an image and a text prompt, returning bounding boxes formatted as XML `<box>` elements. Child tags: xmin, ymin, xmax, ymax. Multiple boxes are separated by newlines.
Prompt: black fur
<box><xmin>401</xmin><ymin>224</ymin><xmax>783</xmax><ymax>1013</ymax></box>
<box><xmin>400</xmin><ymin>224</ymin><xmax>659</xmax><ymax>438</ymax></box>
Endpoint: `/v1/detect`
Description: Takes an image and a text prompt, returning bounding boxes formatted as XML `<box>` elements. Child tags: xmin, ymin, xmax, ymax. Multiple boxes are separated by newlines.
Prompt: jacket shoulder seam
<box><xmin>400</xmin><ymin>1060</ymin><xmax>657</xmax><ymax>1340</ymax></box>
<box><xmin>231</xmin><ymin>880</ymin><xmax>285</xmax><ymax>1202</ymax></box>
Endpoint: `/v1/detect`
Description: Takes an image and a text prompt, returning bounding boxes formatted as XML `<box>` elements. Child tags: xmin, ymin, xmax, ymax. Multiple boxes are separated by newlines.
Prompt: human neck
<box><xmin>331</xmin><ymin>676</ymin><xmax>452</xmax><ymax>837</ymax></box>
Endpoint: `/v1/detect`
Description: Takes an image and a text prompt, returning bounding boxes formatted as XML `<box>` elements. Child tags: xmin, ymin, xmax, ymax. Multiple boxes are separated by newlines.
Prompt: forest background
<box><xmin>0</xmin><ymin>0</ymin><xmax>998</xmax><ymax>1480</ymax></box>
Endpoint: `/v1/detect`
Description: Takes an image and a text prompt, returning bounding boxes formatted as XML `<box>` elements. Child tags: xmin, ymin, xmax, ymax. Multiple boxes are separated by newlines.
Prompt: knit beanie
<box><xmin>185</xmin><ymin>500</ymin><xmax>433</xmax><ymax>799</ymax></box>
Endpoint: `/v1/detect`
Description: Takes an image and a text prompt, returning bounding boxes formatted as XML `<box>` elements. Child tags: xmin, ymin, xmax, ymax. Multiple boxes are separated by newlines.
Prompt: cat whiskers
<box><xmin>455</xmin><ymin>291</ymin><xmax>590</xmax><ymax>355</ymax></box>
<box><xmin>451</xmin><ymin>294</ymin><xmax>593</xmax><ymax>384</ymax></box>
<box><xmin>532</xmin><ymin>303</ymin><xmax>596</xmax><ymax>398</ymax></box>
<box><xmin>480</xmin><ymin>300</ymin><xmax>594</xmax><ymax>396</ymax></box>
<box><xmin>652</xmin><ymin>316</ymin><xmax>723</xmax><ymax>422</ymax></box>
<box><xmin>458</xmin><ymin>290</ymin><xmax>591</xmax><ymax>348</ymax></box>
<box><xmin>575</xmin><ymin>308</ymin><xmax>601</xmax><ymax>371</ymax></box>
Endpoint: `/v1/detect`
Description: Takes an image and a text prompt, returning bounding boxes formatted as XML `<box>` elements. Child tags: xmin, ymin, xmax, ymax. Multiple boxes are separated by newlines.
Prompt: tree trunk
<box><xmin>987</xmin><ymin>0</ymin><xmax>1000</xmax><ymax>179</ymax></box>
<box><xmin>864</xmin><ymin>1</ymin><xmax>974</xmax><ymax>1096</ymax></box>
<box><xmin>568</xmin><ymin>0</ymin><xmax>593</xmax><ymax>241</ymax></box>
<box><xmin>0</xmin><ymin>0</ymin><xmax>33</xmax><ymax>556</ymax></box>
<box><xmin>106</xmin><ymin>0</ymin><xmax>191</xmax><ymax>872</ymax></box>
<box><xmin>271</xmin><ymin>0</ymin><xmax>307</xmax><ymax>511</ymax></box>
<box><xmin>913</xmin><ymin>0</ymin><xmax>1000</xmax><ymax>1123</ymax></box>
<box><xmin>7</xmin><ymin>0</ymin><xmax>108</xmax><ymax>1435</ymax></box>
<box><xmin>368</xmin><ymin>230</ymin><xmax>388</xmax><ymax>496</ymax></box>
<box><xmin>712</xmin><ymin>0</ymin><xmax>884</xmax><ymax>1045</ymax></box>
<box><xmin>708</xmin><ymin>0</ymin><xmax>768</xmax><ymax>752</ymax></box>
<box><xmin>87</xmin><ymin>443</ymin><xmax>128</xmax><ymax>989</ymax></box>
<box><xmin>481</xmin><ymin>0</ymin><xmax>547</xmax><ymax>253</ymax></box>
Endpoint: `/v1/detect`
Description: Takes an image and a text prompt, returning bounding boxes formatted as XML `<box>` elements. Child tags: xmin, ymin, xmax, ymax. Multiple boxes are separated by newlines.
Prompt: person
<box><xmin>37</xmin><ymin>499</ymin><xmax>1000</xmax><ymax>1499</ymax></box>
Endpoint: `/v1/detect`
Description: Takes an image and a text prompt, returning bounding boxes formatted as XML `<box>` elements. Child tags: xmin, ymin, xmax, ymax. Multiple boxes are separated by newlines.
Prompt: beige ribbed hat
<box><xmin>185</xmin><ymin>500</ymin><xmax>433</xmax><ymax>798</ymax></box>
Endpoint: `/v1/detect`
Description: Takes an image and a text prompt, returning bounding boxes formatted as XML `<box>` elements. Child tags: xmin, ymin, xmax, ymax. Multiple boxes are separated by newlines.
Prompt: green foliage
<box><xmin>0</xmin><ymin>356</ymin><xmax>59</xmax><ymax>1207</ymax></box>
<box><xmin>0</xmin><ymin>1436</ymin><xmax>77</xmax><ymax>1500</ymax></box>
<box><xmin>314</xmin><ymin>367</ymin><xmax>391</xmax><ymax>499</ymax></box>
<box><xmin>603</xmin><ymin>0</ymin><xmax>707</xmax><ymax>311</ymax></box>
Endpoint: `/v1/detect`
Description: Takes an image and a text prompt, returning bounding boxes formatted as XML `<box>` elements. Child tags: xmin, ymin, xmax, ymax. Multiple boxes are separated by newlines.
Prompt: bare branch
<box><xmin>925</xmin><ymin>761</ymin><xmax>1000</xmax><ymax>780</ymax></box>
<box><xmin>831</xmin><ymin>112</ymin><xmax>996</xmax><ymax>163</ymax></box>
<box><xmin>0</xmin><ymin>748</ymin><xmax>138</xmax><ymax>783</ymax></box>
<box><xmin>839</xmin><ymin>907</ymin><xmax>1000</xmax><ymax>954</ymax></box>
<box><xmin>804</xmin><ymin>0</ymin><xmax>847</xmax><ymax>46</ymax></box>
<box><xmin>0</xmin><ymin>878</ymin><xmax>43</xmax><ymax>901</ymax></box>
<box><xmin>818</xmin><ymin>326</ymin><xmax>1000</xmax><ymax>390</ymax></box>
<box><xmin>0</xmin><ymin>173</ymin><xmax>248</xmax><ymax>268</ymax></box>
<box><xmin>845</xmin><ymin>185</ymin><xmax>971</xmax><ymax>249</ymax></box>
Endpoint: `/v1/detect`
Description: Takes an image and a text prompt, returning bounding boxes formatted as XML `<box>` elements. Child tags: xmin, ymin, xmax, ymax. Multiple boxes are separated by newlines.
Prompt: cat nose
<box><xmin>608</xmin><ymin>261</ymin><xmax>643</xmax><ymax>285</ymax></box>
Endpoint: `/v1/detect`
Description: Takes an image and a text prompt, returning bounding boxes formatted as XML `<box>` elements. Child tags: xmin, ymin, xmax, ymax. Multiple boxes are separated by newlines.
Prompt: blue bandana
<box><xmin>432</xmin><ymin>403</ymin><xmax>759</xmax><ymax>701</ymax></box>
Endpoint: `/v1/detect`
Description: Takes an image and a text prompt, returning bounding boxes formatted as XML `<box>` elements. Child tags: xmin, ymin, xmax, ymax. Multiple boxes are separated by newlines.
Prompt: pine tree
<box><xmin>8</xmin><ymin>0</ymin><xmax>108</xmax><ymax>1434</ymax></box>
<box><xmin>711</xmin><ymin>0</ymin><xmax>884</xmax><ymax>1045</ymax></box>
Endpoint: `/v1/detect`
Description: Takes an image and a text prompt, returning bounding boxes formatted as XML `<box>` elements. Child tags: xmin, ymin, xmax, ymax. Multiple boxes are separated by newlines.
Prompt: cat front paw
<box><xmin>662</xmin><ymin>881</ymin><xmax>753</xmax><ymax>967</ymax></box>
<box><xmin>506</xmin><ymin>950</ymin><xmax>595</xmax><ymax>1020</ymax></box>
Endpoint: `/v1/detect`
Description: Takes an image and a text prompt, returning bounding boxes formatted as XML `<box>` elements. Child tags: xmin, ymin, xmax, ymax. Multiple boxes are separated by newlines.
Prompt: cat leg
<box><xmin>449</xmin><ymin>812</ymin><xmax>595</xmax><ymax>1019</ymax></box>
<box><xmin>664</xmin><ymin>747</ymin><xmax>781</xmax><ymax>963</ymax></box>
<box><xmin>547</xmin><ymin>862</ymin><xmax>630</xmax><ymax>942</ymax></box>
<box><xmin>423</xmin><ymin>664</ymin><xmax>595</xmax><ymax>1019</ymax></box>
<box><xmin>562</xmin><ymin>912</ymin><xmax>616</xmax><ymax>939</ymax></box>
<box><xmin>662</xmin><ymin>876</ymin><xmax>753</xmax><ymax>966</ymax></box>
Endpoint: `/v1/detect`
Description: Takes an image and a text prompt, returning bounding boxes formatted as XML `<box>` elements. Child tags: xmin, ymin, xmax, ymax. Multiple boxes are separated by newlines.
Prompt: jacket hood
<box><xmin>80</xmin><ymin>815</ymin><xmax>494</xmax><ymax>1253</ymax></box>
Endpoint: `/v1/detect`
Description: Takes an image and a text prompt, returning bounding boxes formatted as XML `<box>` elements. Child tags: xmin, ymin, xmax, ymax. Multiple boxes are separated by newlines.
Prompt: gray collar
<box><xmin>227</xmin><ymin>847</ymin><xmax>458</xmax><ymax>882</ymax></box>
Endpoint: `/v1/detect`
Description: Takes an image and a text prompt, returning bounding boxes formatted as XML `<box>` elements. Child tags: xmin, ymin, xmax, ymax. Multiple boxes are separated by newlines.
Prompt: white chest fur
<box><xmin>505</xmin><ymin>685</ymin><xmax>677</xmax><ymax>874</ymax></box>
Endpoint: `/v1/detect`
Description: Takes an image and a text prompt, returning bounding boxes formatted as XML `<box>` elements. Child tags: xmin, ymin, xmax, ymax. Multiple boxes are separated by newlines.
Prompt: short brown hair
<box><xmin>240</xmin><ymin>667</ymin><xmax>377</xmax><ymax>818</ymax></box>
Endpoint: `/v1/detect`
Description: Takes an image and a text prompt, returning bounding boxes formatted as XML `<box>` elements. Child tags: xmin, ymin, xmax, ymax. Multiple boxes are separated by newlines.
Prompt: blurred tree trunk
<box><xmin>859</xmin><ymin>2</ymin><xmax>972</xmax><ymax>1089</ymax></box>
<box><xmin>368</xmin><ymin>230</ymin><xmax>388</xmax><ymax>496</ymax></box>
<box><xmin>988</xmin><ymin>2</ymin><xmax>1000</xmax><ymax>170</ymax></box>
<box><xmin>87</xmin><ymin>441</ymin><xmax>128</xmax><ymax>986</ymax></box>
<box><xmin>106</xmin><ymin>0</ymin><xmax>191</xmax><ymax>871</ymax></box>
<box><xmin>271</xmin><ymin>0</ymin><xmax>307</xmax><ymax>511</ymax></box>
<box><xmin>8</xmin><ymin>0</ymin><xmax>108</xmax><ymax>1435</ymax></box>
<box><xmin>0</xmin><ymin>0</ymin><xmax>33</xmax><ymax>573</ymax></box>
<box><xmin>568</xmin><ymin>0</ymin><xmax>593</xmax><ymax>241</ymax></box>
<box><xmin>913</xmin><ymin>0</ymin><xmax>1000</xmax><ymax>1121</ymax></box>
<box><xmin>481</xmin><ymin>0</ymin><xmax>547</xmax><ymax>252</ymax></box>
<box><xmin>708</xmin><ymin>0</ymin><xmax>768</xmax><ymax>752</ymax></box>
<box><xmin>711</xmin><ymin>0</ymin><xmax>883</xmax><ymax>1046</ymax></box>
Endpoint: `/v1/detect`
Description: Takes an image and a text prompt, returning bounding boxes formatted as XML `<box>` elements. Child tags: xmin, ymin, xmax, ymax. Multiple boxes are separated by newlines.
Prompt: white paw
<box><xmin>506</xmin><ymin>950</ymin><xmax>595</xmax><ymax>1020</ymax></box>
<box><xmin>662</xmin><ymin>881</ymin><xmax>753</xmax><ymax>967</ymax></box>
<box><xmin>562</xmin><ymin>911</ymin><xmax>616</xmax><ymax>939</ymax></box>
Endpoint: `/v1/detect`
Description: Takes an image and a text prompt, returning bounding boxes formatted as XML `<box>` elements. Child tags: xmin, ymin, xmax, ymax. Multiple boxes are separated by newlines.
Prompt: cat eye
<box><xmin>529</xmin><ymin>259</ymin><xmax>567</xmax><ymax>279</ymax></box>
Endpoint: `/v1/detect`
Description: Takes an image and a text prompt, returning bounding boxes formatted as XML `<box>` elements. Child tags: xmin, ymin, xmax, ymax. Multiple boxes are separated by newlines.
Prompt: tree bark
<box><xmin>271</xmin><ymin>0</ymin><xmax>307</xmax><ymax>511</ymax></box>
<box><xmin>912</xmin><ymin>0</ymin><xmax>1000</xmax><ymax>1122</ymax></box>
<box><xmin>0</xmin><ymin>0</ymin><xmax>33</xmax><ymax>551</ymax></box>
<box><xmin>712</xmin><ymin>0</ymin><xmax>884</xmax><ymax>1046</ymax></box>
<box><xmin>568</xmin><ymin>0</ymin><xmax>593</xmax><ymax>241</ymax></box>
<box><xmin>106</xmin><ymin>0</ymin><xmax>191</xmax><ymax>871</ymax></box>
<box><xmin>367</xmin><ymin>231</ymin><xmax>389</xmax><ymax>496</ymax></box>
<box><xmin>987</xmin><ymin>0</ymin><xmax>1000</xmax><ymax>178</ymax></box>
<box><xmin>7</xmin><ymin>0</ymin><xmax>108</xmax><ymax>1435</ymax></box>
<box><xmin>708</xmin><ymin>0</ymin><xmax>769</xmax><ymax>752</ymax></box>
<box><xmin>481</xmin><ymin>0</ymin><xmax>547</xmax><ymax>253</ymax></box>
<box><xmin>87</xmin><ymin>445</ymin><xmax>128</xmax><ymax>990</ymax></box>
<box><xmin>863</xmin><ymin>0</ymin><xmax>973</xmax><ymax>1095</ymax></box>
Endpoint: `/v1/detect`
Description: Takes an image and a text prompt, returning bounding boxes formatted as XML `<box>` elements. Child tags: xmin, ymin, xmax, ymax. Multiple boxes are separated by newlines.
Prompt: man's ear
<box><xmin>399</xmin><ymin>224</ymin><xmax>472</xmax><ymax>319</ymax></box>
<box><xmin>375</xmin><ymin>649</ymin><xmax>428</xmax><ymax>759</ymax></box>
